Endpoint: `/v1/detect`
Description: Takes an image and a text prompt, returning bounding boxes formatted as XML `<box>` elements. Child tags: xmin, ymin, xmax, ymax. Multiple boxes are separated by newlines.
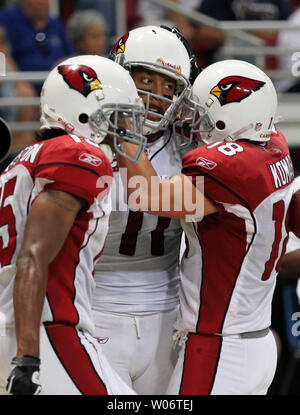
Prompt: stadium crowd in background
<box><xmin>0</xmin><ymin>24</ymin><xmax>37</xmax><ymax>149</ymax></box>
<box><xmin>0</xmin><ymin>0</ymin><xmax>296</xmax><ymax>153</ymax></box>
<box><xmin>66</xmin><ymin>8</ymin><xmax>108</xmax><ymax>56</ymax></box>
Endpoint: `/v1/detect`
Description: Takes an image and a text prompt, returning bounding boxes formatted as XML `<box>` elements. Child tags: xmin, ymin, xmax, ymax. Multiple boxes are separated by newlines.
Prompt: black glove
<box><xmin>6</xmin><ymin>355</ymin><xmax>41</xmax><ymax>395</ymax></box>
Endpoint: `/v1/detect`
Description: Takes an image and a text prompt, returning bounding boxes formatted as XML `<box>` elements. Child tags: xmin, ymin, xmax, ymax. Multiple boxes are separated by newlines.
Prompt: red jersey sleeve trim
<box><xmin>43</xmin><ymin>182</ymin><xmax>94</xmax><ymax>205</ymax></box>
<box><xmin>35</xmin><ymin>162</ymin><xmax>110</xmax><ymax>206</ymax></box>
<box><xmin>182</xmin><ymin>164</ymin><xmax>252</xmax><ymax>212</ymax></box>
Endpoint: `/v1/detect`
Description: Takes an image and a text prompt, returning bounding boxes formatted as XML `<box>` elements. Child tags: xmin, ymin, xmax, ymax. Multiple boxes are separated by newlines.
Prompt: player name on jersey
<box><xmin>269</xmin><ymin>154</ymin><xmax>294</xmax><ymax>189</ymax></box>
<box><xmin>4</xmin><ymin>143</ymin><xmax>44</xmax><ymax>172</ymax></box>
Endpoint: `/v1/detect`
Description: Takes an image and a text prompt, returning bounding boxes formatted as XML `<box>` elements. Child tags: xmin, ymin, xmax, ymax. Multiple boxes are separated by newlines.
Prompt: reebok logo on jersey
<box><xmin>79</xmin><ymin>153</ymin><xmax>102</xmax><ymax>167</ymax></box>
<box><xmin>196</xmin><ymin>157</ymin><xmax>217</xmax><ymax>170</ymax></box>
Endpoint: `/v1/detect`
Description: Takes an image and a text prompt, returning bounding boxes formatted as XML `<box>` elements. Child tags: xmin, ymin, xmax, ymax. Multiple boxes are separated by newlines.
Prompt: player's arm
<box><xmin>278</xmin><ymin>249</ymin><xmax>300</xmax><ymax>279</ymax></box>
<box><xmin>278</xmin><ymin>189</ymin><xmax>300</xmax><ymax>280</ymax></box>
<box><xmin>289</xmin><ymin>189</ymin><xmax>300</xmax><ymax>239</ymax></box>
<box><xmin>117</xmin><ymin>142</ymin><xmax>218</xmax><ymax>219</ymax></box>
<box><xmin>7</xmin><ymin>189</ymin><xmax>85</xmax><ymax>395</ymax></box>
<box><xmin>14</xmin><ymin>189</ymin><xmax>85</xmax><ymax>357</ymax></box>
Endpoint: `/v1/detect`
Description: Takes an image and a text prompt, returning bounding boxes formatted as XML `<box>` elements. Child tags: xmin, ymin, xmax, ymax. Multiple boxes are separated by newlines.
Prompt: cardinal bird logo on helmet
<box><xmin>111</xmin><ymin>33</ymin><xmax>129</xmax><ymax>55</ymax></box>
<box><xmin>58</xmin><ymin>64</ymin><xmax>101</xmax><ymax>97</ymax></box>
<box><xmin>210</xmin><ymin>76</ymin><xmax>265</xmax><ymax>106</ymax></box>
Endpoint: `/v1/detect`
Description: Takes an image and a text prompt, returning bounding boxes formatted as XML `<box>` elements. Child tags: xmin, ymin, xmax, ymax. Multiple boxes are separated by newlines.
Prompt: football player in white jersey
<box><xmin>0</xmin><ymin>55</ymin><xmax>147</xmax><ymax>395</ymax></box>
<box><xmin>116</xmin><ymin>59</ymin><xmax>296</xmax><ymax>394</ymax></box>
<box><xmin>92</xmin><ymin>25</ymin><xmax>200</xmax><ymax>394</ymax></box>
<box><xmin>278</xmin><ymin>175</ymin><xmax>300</xmax><ymax>301</ymax></box>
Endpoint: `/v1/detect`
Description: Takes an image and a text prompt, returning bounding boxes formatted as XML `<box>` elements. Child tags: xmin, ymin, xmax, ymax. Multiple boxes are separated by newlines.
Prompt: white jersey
<box><xmin>93</xmin><ymin>129</ymin><xmax>189</xmax><ymax>314</ymax></box>
<box><xmin>177</xmin><ymin>128</ymin><xmax>294</xmax><ymax>335</ymax></box>
<box><xmin>0</xmin><ymin>135</ymin><xmax>113</xmax><ymax>335</ymax></box>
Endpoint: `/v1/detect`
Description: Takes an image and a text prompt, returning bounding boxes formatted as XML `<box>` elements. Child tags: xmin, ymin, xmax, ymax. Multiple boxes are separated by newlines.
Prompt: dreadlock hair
<box><xmin>35</xmin><ymin>128</ymin><xmax>67</xmax><ymax>142</ymax></box>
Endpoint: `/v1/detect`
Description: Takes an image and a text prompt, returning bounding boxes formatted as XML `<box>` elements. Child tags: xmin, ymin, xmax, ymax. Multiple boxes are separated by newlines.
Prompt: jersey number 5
<box><xmin>0</xmin><ymin>176</ymin><xmax>17</xmax><ymax>267</ymax></box>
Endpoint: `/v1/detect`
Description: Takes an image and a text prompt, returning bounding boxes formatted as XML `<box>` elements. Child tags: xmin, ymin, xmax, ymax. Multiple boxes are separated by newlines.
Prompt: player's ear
<box><xmin>0</xmin><ymin>117</ymin><xmax>12</xmax><ymax>163</ymax></box>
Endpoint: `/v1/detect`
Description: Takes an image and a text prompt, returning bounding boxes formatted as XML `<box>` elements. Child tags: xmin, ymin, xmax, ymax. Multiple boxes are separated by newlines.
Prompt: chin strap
<box><xmin>41</xmin><ymin>104</ymin><xmax>75</xmax><ymax>133</ymax></box>
<box><xmin>99</xmin><ymin>144</ymin><xmax>114</xmax><ymax>163</ymax></box>
<box><xmin>142</xmin><ymin>120</ymin><xmax>160</xmax><ymax>136</ymax></box>
<box><xmin>274</xmin><ymin>116</ymin><xmax>283</xmax><ymax>124</ymax></box>
<box><xmin>224</xmin><ymin>122</ymin><xmax>272</xmax><ymax>143</ymax></box>
<box><xmin>226</xmin><ymin>124</ymin><xmax>254</xmax><ymax>141</ymax></box>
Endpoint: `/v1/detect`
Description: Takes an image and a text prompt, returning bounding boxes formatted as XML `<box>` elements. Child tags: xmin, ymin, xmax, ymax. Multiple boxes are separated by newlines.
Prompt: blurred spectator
<box><xmin>74</xmin><ymin>0</ymin><xmax>116</xmax><ymax>49</ymax></box>
<box><xmin>129</xmin><ymin>1</ymin><xmax>223</xmax><ymax>69</ymax></box>
<box><xmin>126</xmin><ymin>0</ymin><xmax>141</xmax><ymax>30</ymax></box>
<box><xmin>196</xmin><ymin>0</ymin><xmax>291</xmax><ymax>67</ymax></box>
<box><xmin>199</xmin><ymin>0</ymin><xmax>290</xmax><ymax>20</ymax></box>
<box><xmin>67</xmin><ymin>9</ymin><xmax>107</xmax><ymax>56</ymax></box>
<box><xmin>136</xmin><ymin>0</ymin><xmax>203</xmax><ymax>43</ymax></box>
<box><xmin>0</xmin><ymin>25</ymin><xmax>37</xmax><ymax>149</ymax></box>
<box><xmin>129</xmin><ymin>0</ymin><xmax>209</xmax><ymax>71</ymax></box>
<box><xmin>0</xmin><ymin>0</ymin><xmax>75</xmax><ymax>94</ymax></box>
<box><xmin>275</xmin><ymin>0</ymin><xmax>300</xmax><ymax>92</ymax></box>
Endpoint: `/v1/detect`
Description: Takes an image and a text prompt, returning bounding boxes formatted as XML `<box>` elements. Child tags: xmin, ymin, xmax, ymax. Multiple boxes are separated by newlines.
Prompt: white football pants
<box><xmin>92</xmin><ymin>307</ymin><xmax>180</xmax><ymax>395</ymax></box>
<box><xmin>166</xmin><ymin>329</ymin><xmax>277</xmax><ymax>395</ymax></box>
<box><xmin>0</xmin><ymin>324</ymin><xmax>136</xmax><ymax>395</ymax></box>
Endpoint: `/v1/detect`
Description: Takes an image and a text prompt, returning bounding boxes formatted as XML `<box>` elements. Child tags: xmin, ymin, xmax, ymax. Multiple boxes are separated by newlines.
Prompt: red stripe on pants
<box><xmin>45</xmin><ymin>324</ymin><xmax>108</xmax><ymax>395</ymax></box>
<box><xmin>180</xmin><ymin>333</ymin><xmax>222</xmax><ymax>395</ymax></box>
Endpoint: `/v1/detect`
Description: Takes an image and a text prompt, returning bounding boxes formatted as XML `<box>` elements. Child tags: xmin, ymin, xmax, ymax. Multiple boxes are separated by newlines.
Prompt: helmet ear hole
<box><xmin>79</xmin><ymin>113</ymin><xmax>89</xmax><ymax>124</ymax></box>
<box><xmin>216</xmin><ymin>120</ymin><xmax>226</xmax><ymax>130</ymax></box>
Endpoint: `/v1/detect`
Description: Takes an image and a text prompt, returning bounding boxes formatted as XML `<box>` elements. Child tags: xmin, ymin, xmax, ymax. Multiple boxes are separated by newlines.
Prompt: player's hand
<box><xmin>6</xmin><ymin>355</ymin><xmax>42</xmax><ymax>395</ymax></box>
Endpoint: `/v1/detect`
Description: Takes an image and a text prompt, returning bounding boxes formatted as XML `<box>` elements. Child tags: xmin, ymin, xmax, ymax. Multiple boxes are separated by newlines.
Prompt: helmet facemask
<box><xmin>89</xmin><ymin>101</ymin><xmax>147</xmax><ymax>163</ymax></box>
<box><xmin>127</xmin><ymin>62</ymin><xmax>190</xmax><ymax>136</ymax></box>
<box><xmin>174</xmin><ymin>97</ymin><xmax>214</xmax><ymax>149</ymax></box>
